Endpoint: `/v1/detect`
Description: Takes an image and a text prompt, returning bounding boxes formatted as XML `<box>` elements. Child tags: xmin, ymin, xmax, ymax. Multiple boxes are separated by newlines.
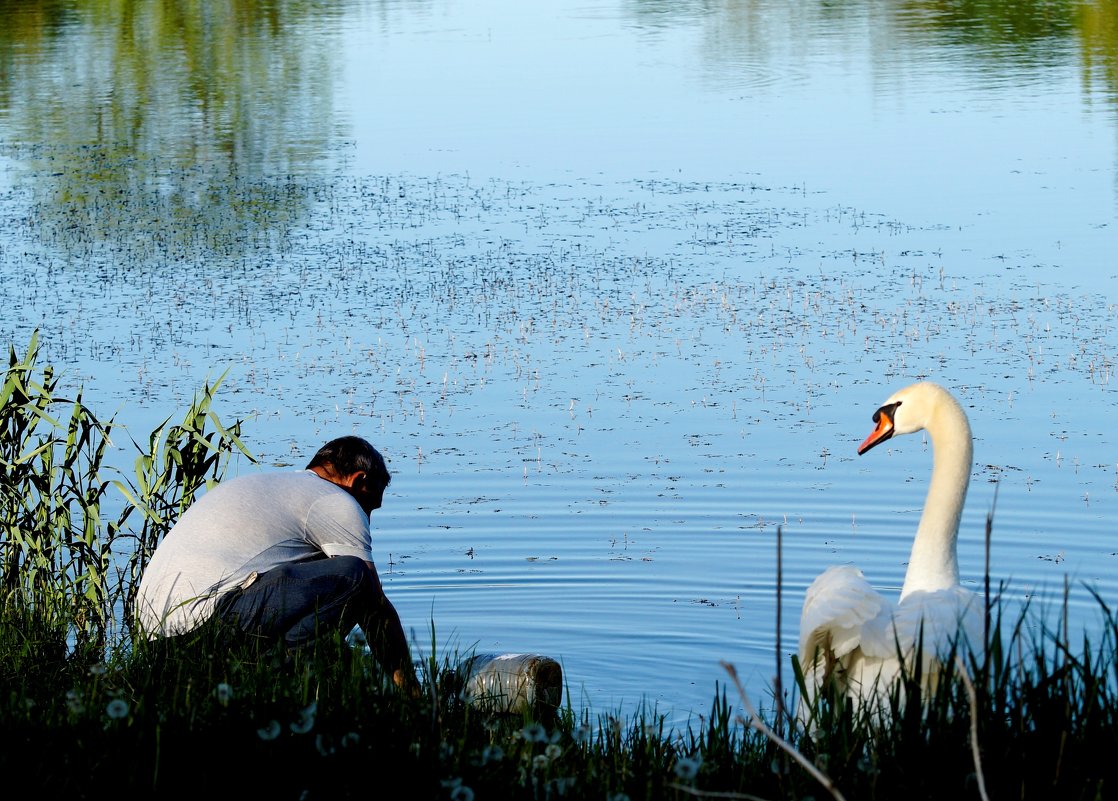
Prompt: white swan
<box><xmin>798</xmin><ymin>381</ymin><xmax>984</xmax><ymax>721</ymax></box>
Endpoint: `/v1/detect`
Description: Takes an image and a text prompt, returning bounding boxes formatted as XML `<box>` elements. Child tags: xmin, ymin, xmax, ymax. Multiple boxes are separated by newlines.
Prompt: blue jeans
<box><xmin>215</xmin><ymin>555</ymin><xmax>378</xmax><ymax>650</ymax></box>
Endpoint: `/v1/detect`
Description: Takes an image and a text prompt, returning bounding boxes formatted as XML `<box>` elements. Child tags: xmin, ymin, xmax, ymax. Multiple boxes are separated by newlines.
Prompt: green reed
<box><xmin>0</xmin><ymin>332</ymin><xmax>252</xmax><ymax>654</ymax></box>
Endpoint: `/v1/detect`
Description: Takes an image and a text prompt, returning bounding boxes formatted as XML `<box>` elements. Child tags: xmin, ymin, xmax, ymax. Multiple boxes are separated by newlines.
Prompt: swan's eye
<box><xmin>872</xmin><ymin>401</ymin><xmax>901</xmax><ymax>424</ymax></box>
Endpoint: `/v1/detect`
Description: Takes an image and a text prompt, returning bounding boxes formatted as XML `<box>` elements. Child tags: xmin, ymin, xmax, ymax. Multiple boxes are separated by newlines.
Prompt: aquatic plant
<box><xmin>0</xmin><ymin>331</ymin><xmax>252</xmax><ymax>654</ymax></box>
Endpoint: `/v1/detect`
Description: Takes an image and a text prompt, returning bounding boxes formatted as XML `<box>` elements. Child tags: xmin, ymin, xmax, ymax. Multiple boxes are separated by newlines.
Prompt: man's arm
<box><xmin>363</xmin><ymin>560</ymin><xmax>419</xmax><ymax>694</ymax></box>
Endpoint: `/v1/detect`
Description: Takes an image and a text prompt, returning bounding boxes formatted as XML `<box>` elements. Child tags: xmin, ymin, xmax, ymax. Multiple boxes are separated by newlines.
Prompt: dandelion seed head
<box><xmin>551</xmin><ymin>776</ymin><xmax>576</xmax><ymax>795</ymax></box>
<box><xmin>441</xmin><ymin>778</ymin><xmax>475</xmax><ymax>801</ymax></box>
<box><xmin>106</xmin><ymin>698</ymin><xmax>130</xmax><ymax>720</ymax></box>
<box><xmin>290</xmin><ymin>701</ymin><xmax>317</xmax><ymax>734</ymax></box>
<box><xmin>545</xmin><ymin>743</ymin><xmax>562</xmax><ymax>761</ymax></box>
<box><xmin>674</xmin><ymin>755</ymin><xmax>702</xmax><ymax>780</ymax></box>
<box><xmin>315</xmin><ymin>733</ymin><xmax>335</xmax><ymax>756</ymax></box>
<box><xmin>521</xmin><ymin>722</ymin><xmax>548</xmax><ymax>743</ymax></box>
<box><xmin>482</xmin><ymin>744</ymin><xmax>504</xmax><ymax>764</ymax></box>
<box><xmin>533</xmin><ymin>754</ymin><xmax>549</xmax><ymax>770</ymax></box>
<box><xmin>449</xmin><ymin>786</ymin><xmax>474</xmax><ymax>801</ymax></box>
<box><xmin>214</xmin><ymin>683</ymin><xmax>233</xmax><ymax>705</ymax></box>
<box><xmin>257</xmin><ymin>720</ymin><xmax>281</xmax><ymax>740</ymax></box>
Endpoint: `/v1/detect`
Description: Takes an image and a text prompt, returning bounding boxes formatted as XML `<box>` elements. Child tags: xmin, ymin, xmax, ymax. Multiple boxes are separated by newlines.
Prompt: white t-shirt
<box><xmin>135</xmin><ymin>470</ymin><xmax>373</xmax><ymax>636</ymax></box>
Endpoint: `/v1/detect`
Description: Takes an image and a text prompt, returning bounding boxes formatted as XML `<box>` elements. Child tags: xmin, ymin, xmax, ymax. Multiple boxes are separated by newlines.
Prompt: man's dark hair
<box><xmin>306</xmin><ymin>436</ymin><xmax>391</xmax><ymax>488</ymax></box>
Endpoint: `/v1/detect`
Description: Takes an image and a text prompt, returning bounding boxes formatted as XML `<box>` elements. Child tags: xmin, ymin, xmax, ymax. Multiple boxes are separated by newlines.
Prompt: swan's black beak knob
<box><xmin>858</xmin><ymin>401</ymin><xmax>900</xmax><ymax>455</ymax></box>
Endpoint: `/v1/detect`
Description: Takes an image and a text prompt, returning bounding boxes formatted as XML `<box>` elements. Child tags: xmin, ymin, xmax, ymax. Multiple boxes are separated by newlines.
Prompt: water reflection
<box><xmin>1079</xmin><ymin>1</ymin><xmax>1118</xmax><ymax>104</ymax></box>
<box><xmin>687</xmin><ymin>0</ymin><xmax>1118</xmax><ymax>94</ymax></box>
<box><xmin>0</xmin><ymin>0</ymin><xmax>351</xmax><ymax>260</ymax></box>
<box><xmin>901</xmin><ymin>0</ymin><xmax>1078</xmax><ymax>46</ymax></box>
<box><xmin>2</xmin><ymin>0</ymin><xmax>1116</xmax><ymax>261</ymax></box>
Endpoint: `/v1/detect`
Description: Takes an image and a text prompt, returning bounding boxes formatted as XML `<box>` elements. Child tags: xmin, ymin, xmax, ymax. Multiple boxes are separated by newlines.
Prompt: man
<box><xmin>135</xmin><ymin>436</ymin><xmax>415</xmax><ymax>690</ymax></box>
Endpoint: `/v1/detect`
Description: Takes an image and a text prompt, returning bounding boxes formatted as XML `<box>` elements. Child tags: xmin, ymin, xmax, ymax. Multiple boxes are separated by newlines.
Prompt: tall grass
<box><xmin>0</xmin><ymin>331</ymin><xmax>252</xmax><ymax>654</ymax></box>
<box><xmin>3</xmin><ymin>333</ymin><xmax>1118</xmax><ymax>799</ymax></box>
<box><xmin>8</xmin><ymin>591</ymin><xmax>1118</xmax><ymax>800</ymax></box>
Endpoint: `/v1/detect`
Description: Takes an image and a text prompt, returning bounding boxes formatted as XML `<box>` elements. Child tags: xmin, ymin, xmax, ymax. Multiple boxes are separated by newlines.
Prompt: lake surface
<box><xmin>2</xmin><ymin>0</ymin><xmax>1117</xmax><ymax>728</ymax></box>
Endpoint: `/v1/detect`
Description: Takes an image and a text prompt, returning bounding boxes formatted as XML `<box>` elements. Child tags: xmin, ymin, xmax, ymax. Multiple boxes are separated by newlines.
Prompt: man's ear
<box><xmin>339</xmin><ymin>470</ymin><xmax>366</xmax><ymax>489</ymax></box>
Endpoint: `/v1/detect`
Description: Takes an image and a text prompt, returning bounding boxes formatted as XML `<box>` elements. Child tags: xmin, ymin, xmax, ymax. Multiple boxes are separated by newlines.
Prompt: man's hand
<box><xmin>393</xmin><ymin>667</ymin><xmax>422</xmax><ymax>699</ymax></box>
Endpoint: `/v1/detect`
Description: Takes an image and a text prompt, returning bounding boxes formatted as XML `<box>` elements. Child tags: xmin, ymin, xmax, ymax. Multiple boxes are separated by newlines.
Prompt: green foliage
<box><xmin>0</xmin><ymin>607</ymin><xmax>735</xmax><ymax>801</ymax></box>
<box><xmin>0</xmin><ymin>332</ymin><xmax>253</xmax><ymax>653</ymax></box>
<box><xmin>6</xmin><ymin>590</ymin><xmax>1118</xmax><ymax>800</ymax></box>
<box><xmin>0</xmin><ymin>331</ymin><xmax>119</xmax><ymax>649</ymax></box>
<box><xmin>109</xmin><ymin>366</ymin><xmax>254</xmax><ymax>644</ymax></box>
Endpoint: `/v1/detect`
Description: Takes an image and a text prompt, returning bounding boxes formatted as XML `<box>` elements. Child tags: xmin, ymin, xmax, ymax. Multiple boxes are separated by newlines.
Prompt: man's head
<box><xmin>307</xmin><ymin>436</ymin><xmax>391</xmax><ymax>515</ymax></box>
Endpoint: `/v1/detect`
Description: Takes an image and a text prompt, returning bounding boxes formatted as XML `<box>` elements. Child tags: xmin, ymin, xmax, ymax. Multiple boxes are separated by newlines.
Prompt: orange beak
<box><xmin>858</xmin><ymin>403</ymin><xmax>897</xmax><ymax>455</ymax></box>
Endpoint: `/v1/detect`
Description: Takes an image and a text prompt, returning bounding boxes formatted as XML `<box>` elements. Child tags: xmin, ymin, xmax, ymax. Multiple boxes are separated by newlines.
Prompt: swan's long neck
<box><xmin>899</xmin><ymin>397</ymin><xmax>972</xmax><ymax>599</ymax></box>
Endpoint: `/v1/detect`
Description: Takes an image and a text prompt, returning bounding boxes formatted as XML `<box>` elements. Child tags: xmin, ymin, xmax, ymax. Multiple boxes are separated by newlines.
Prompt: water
<box><xmin>1</xmin><ymin>0</ymin><xmax>1117</xmax><ymax>729</ymax></box>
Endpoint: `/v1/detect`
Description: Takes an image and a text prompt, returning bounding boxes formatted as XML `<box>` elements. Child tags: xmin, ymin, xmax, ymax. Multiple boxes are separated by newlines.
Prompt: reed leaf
<box><xmin>1</xmin><ymin>332</ymin><xmax>253</xmax><ymax>654</ymax></box>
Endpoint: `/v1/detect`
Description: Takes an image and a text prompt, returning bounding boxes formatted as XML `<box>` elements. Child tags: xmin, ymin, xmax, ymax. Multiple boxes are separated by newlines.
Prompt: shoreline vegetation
<box><xmin>4</xmin><ymin>334</ymin><xmax>1118</xmax><ymax>800</ymax></box>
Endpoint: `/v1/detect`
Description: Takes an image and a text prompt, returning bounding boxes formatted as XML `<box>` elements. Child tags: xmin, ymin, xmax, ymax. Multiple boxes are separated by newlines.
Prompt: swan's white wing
<box><xmin>797</xmin><ymin>565</ymin><xmax>894</xmax><ymax>723</ymax></box>
<box><xmin>884</xmin><ymin>587</ymin><xmax>984</xmax><ymax>668</ymax></box>
<box><xmin>798</xmin><ymin>564</ymin><xmax>888</xmax><ymax>670</ymax></box>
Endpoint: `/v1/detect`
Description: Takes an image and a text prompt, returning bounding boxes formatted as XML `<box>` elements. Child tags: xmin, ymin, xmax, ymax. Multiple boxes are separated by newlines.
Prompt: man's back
<box><xmin>135</xmin><ymin>470</ymin><xmax>371</xmax><ymax>636</ymax></box>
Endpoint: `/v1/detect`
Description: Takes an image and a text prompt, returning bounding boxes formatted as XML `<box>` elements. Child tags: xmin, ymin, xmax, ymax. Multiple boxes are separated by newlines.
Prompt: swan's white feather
<box><xmin>885</xmin><ymin>586</ymin><xmax>983</xmax><ymax>665</ymax></box>
<box><xmin>799</xmin><ymin>565</ymin><xmax>887</xmax><ymax>661</ymax></box>
<box><xmin>799</xmin><ymin>575</ymin><xmax>982</xmax><ymax>715</ymax></box>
